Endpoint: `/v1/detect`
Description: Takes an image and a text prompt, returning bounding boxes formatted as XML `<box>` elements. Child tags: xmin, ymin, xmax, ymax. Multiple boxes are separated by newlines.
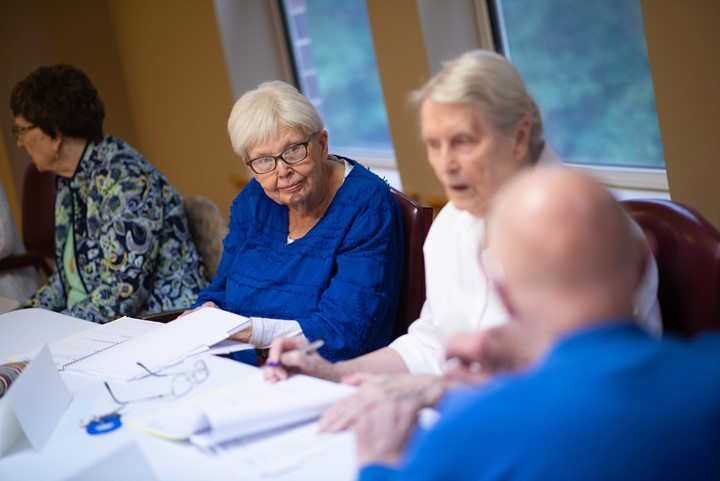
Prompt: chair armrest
<box><xmin>0</xmin><ymin>252</ymin><xmax>53</xmax><ymax>276</ymax></box>
<box><xmin>142</xmin><ymin>308</ymin><xmax>186</xmax><ymax>323</ymax></box>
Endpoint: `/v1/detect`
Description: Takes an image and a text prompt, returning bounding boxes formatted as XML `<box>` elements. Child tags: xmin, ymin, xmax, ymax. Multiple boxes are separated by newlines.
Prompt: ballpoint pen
<box><xmin>266</xmin><ymin>339</ymin><xmax>324</xmax><ymax>367</ymax></box>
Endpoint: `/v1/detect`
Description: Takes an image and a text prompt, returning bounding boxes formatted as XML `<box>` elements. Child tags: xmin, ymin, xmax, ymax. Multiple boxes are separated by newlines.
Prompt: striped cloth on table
<box><xmin>0</xmin><ymin>361</ymin><xmax>28</xmax><ymax>398</ymax></box>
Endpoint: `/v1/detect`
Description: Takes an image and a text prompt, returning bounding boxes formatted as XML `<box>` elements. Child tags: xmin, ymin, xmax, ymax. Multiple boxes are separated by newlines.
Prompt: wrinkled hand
<box><xmin>444</xmin><ymin>322</ymin><xmax>549</xmax><ymax>382</ymax></box>
<box><xmin>353</xmin><ymin>396</ymin><xmax>421</xmax><ymax>467</ymax></box>
<box><xmin>228</xmin><ymin>323</ymin><xmax>253</xmax><ymax>344</ymax></box>
<box><xmin>319</xmin><ymin>373</ymin><xmax>444</xmax><ymax>433</ymax></box>
<box><xmin>177</xmin><ymin>301</ymin><xmax>218</xmax><ymax>318</ymax></box>
<box><xmin>263</xmin><ymin>336</ymin><xmax>335</xmax><ymax>383</ymax></box>
<box><xmin>177</xmin><ymin>302</ymin><xmax>254</xmax><ymax>343</ymax></box>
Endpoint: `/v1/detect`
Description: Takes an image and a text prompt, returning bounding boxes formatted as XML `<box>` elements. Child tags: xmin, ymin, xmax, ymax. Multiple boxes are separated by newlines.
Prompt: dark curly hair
<box><xmin>10</xmin><ymin>64</ymin><xmax>104</xmax><ymax>142</ymax></box>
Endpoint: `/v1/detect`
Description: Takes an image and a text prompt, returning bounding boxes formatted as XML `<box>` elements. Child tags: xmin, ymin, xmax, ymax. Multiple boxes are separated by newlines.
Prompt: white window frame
<box><xmin>474</xmin><ymin>0</ymin><xmax>669</xmax><ymax>197</ymax></box>
<box><xmin>274</xmin><ymin>0</ymin><xmax>398</xmax><ymax>176</ymax></box>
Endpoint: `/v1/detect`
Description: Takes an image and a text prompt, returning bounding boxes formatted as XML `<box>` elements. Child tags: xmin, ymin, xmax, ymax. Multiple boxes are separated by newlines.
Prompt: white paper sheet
<box><xmin>211</xmin><ymin>420</ymin><xmax>355</xmax><ymax>477</ymax></box>
<box><xmin>2</xmin><ymin>345</ymin><xmax>73</xmax><ymax>453</ymax></box>
<box><xmin>129</xmin><ymin>372</ymin><xmax>355</xmax><ymax>447</ymax></box>
<box><xmin>10</xmin><ymin>309</ymin><xmax>251</xmax><ymax>381</ymax></box>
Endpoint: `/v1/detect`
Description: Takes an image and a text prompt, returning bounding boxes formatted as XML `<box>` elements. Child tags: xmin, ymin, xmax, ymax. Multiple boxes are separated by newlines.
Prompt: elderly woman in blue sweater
<box><xmin>190</xmin><ymin>80</ymin><xmax>404</xmax><ymax>363</ymax></box>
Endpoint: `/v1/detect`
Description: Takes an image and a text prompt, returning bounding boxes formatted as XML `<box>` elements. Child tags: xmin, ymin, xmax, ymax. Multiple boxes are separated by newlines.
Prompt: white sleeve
<box><xmin>389</xmin><ymin>300</ymin><xmax>446</xmax><ymax>375</ymax></box>
<box><xmin>628</xmin><ymin>213</ymin><xmax>663</xmax><ymax>336</ymax></box>
<box><xmin>634</xmin><ymin>245</ymin><xmax>662</xmax><ymax>336</ymax></box>
<box><xmin>249</xmin><ymin>317</ymin><xmax>304</xmax><ymax>348</ymax></box>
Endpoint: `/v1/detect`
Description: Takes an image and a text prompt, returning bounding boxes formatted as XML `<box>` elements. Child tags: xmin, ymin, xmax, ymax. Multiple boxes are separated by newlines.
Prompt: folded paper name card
<box><xmin>0</xmin><ymin>345</ymin><xmax>73</xmax><ymax>456</ymax></box>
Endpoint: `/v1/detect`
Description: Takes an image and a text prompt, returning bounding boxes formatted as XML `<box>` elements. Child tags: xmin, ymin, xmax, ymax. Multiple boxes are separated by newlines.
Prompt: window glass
<box><xmin>281</xmin><ymin>0</ymin><xmax>394</xmax><ymax>157</ymax></box>
<box><xmin>492</xmin><ymin>0</ymin><xmax>664</xmax><ymax>169</ymax></box>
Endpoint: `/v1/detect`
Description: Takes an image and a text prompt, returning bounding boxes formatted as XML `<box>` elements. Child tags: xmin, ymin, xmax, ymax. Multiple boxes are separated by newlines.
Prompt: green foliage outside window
<box><xmin>301</xmin><ymin>0</ymin><xmax>393</xmax><ymax>153</ymax></box>
<box><xmin>498</xmin><ymin>0</ymin><xmax>664</xmax><ymax>168</ymax></box>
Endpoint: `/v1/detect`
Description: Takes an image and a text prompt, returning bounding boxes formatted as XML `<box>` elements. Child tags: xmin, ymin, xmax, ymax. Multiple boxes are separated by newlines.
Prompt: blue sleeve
<box><xmin>359</xmin><ymin>465</ymin><xmax>400</xmax><ymax>481</ymax></box>
<box><xmin>299</xmin><ymin>192</ymin><xmax>403</xmax><ymax>361</ymax></box>
<box><xmin>194</xmin><ymin>192</ymin><xmax>246</xmax><ymax>308</ymax></box>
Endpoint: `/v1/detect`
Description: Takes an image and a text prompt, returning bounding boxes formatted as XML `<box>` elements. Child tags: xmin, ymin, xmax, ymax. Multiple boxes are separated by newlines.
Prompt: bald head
<box><xmin>486</xmin><ymin>167</ymin><xmax>641</xmax><ymax>337</ymax></box>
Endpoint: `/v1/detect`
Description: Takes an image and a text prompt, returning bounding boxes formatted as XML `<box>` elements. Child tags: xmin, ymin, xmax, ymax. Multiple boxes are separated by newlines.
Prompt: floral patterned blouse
<box><xmin>25</xmin><ymin>136</ymin><xmax>208</xmax><ymax>323</ymax></box>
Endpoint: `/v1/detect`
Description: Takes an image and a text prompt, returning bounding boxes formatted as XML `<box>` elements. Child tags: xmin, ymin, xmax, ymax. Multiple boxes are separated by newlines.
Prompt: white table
<box><xmin>0</xmin><ymin>308</ymin><xmax>90</xmax><ymax>361</ymax></box>
<box><xmin>0</xmin><ymin>310</ymin><xmax>357</xmax><ymax>481</ymax></box>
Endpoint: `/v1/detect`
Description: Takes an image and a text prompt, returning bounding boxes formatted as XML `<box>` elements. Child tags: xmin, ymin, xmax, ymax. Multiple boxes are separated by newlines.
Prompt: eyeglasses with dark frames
<box><xmin>11</xmin><ymin>124</ymin><xmax>37</xmax><ymax>141</ymax></box>
<box><xmin>245</xmin><ymin>131</ymin><xmax>318</xmax><ymax>175</ymax></box>
<box><xmin>104</xmin><ymin>359</ymin><xmax>209</xmax><ymax>406</ymax></box>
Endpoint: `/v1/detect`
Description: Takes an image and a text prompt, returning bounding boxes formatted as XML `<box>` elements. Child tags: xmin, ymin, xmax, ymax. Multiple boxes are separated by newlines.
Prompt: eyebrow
<box><xmin>250</xmin><ymin>138</ymin><xmax>305</xmax><ymax>159</ymax></box>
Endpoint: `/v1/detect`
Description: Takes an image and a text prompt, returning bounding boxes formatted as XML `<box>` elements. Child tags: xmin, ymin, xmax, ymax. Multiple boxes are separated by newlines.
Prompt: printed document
<box><xmin>128</xmin><ymin>371</ymin><xmax>355</xmax><ymax>446</ymax></box>
<box><xmin>10</xmin><ymin>308</ymin><xmax>252</xmax><ymax>381</ymax></box>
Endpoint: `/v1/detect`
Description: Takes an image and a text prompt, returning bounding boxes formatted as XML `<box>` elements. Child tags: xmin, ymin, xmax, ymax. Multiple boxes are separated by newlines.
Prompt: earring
<box><xmin>55</xmin><ymin>151</ymin><xmax>59</xmax><ymax>160</ymax></box>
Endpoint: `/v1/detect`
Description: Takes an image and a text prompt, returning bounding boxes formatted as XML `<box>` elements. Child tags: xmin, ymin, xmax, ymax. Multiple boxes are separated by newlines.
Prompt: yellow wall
<box><xmin>641</xmin><ymin>0</ymin><xmax>720</xmax><ymax>228</ymax></box>
<box><xmin>0</xmin><ymin>0</ymin><xmax>236</xmax><ymax>220</ymax></box>
<box><xmin>1</xmin><ymin>1</ymin><xmax>718</xmax><ymax>228</ymax></box>
<box><xmin>366</xmin><ymin>0</ymin><xmax>444</xmax><ymax>202</ymax></box>
<box><xmin>106</xmin><ymin>0</ymin><xmax>236</xmax><ymax>219</ymax></box>
<box><xmin>0</xmin><ymin>0</ymin><xmax>138</xmax><ymax>208</ymax></box>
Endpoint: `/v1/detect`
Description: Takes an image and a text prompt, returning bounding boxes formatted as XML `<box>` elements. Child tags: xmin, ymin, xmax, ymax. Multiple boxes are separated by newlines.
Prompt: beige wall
<box><xmin>0</xmin><ymin>0</ymin><xmax>138</xmax><ymax>220</ymax></box>
<box><xmin>2</xmin><ymin>1</ymin><xmax>718</xmax><ymax>228</ymax></box>
<box><xmin>641</xmin><ymin>0</ymin><xmax>720</xmax><ymax>228</ymax></box>
<box><xmin>106</xmin><ymin>0</ymin><xmax>236</xmax><ymax>220</ymax></box>
<box><xmin>0</xmin><ymin>0</ymin><xmax>236</xmax><ymax>220</ymax></box>
<box><xmin>366</xmin><ymin>0</ymin><xmax>444</xmax><ymax>202</ymax></box>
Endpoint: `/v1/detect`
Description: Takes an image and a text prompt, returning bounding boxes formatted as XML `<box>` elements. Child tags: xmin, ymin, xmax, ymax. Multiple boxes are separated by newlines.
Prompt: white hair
<box><xmin>227</xmin><ymin>80</ymin><xmax>323</xmax><ymax>160</ymax></box>
<box><xmin>411</xmin><ymin>50</ymin><xmax>544</xmax><ymax>161</ymax></box>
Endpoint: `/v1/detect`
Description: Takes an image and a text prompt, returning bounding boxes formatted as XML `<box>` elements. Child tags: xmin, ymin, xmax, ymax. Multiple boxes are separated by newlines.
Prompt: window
<box><xmin>489</xmin><ymin>0</ymin><xmax>665</xmax><ymax>172</ymax></box>
<box><xmin>281</xmin><ymin>0</ymin><xmax>395</xmax><ymax>164</ymax></box>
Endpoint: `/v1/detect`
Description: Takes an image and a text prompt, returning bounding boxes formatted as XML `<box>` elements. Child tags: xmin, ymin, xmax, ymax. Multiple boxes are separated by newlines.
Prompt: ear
<box><xmin>51</xmin><ymin>131</ymin><xmax>63</xmax><ymax>156</ymax></box>
<box><xmin>512</xmin><ymin>116</ymin><xmax>531</xmax><ymax>163</ymax></box>
<box><xmin>316</xmin><ymin>130</ymin><xmax>329</xmax><ymax>158</ymax></box>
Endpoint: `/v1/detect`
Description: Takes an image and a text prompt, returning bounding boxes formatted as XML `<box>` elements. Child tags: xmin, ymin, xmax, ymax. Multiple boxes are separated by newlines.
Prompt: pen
<box><xmin>266</xmin><ymin>339</ymin><xmax>324</xmax><ymax>368</ymax></box>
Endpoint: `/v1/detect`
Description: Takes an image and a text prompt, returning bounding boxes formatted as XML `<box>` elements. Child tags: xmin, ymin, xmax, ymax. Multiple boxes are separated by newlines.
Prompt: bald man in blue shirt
<box><xmin>355</xmin><ymin>167</ymin><xmax>720</xmax><ymax>481</ymax></box>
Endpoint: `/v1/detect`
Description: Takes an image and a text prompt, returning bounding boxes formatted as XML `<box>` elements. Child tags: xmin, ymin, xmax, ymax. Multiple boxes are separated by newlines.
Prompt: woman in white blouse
<box><xmin>264</xmin><ymin>49</ymin><xmax>661</xmax><ymax>430</ymax></box>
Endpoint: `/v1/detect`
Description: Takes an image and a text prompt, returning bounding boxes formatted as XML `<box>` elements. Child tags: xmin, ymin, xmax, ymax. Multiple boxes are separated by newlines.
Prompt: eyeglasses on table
<box><xmin>104</xmin><ymin>359</ymin><xmax>210</xmax><ymax>406</ymax></box>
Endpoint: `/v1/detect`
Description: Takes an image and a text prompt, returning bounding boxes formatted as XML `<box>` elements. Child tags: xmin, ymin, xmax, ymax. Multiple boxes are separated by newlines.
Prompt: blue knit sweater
<box><xmin>360</xmin><ymin>322</ymin><xmax>720</xmax><ymax>481</ymax></box>
<box><xmin>196</xmin><ymin>158</ymin><xmax>403</xmax><ymax>361</ymax></box>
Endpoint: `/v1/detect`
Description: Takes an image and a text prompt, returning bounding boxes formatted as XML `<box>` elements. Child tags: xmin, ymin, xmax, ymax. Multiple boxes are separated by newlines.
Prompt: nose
<box><xmin>275</xmin><ymin>160</ymin><xmax>293</xmax><ymax>178</ymax></box>
<box><xmin>435</xmin><ymin>145</ymin><xmax>460</xmax><ymax>174</ymax></box>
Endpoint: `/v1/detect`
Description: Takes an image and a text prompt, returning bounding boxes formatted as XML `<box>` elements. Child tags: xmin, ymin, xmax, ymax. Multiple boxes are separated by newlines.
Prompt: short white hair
<box><xmin>411</xmin><ymin>50</ymin><xmax>544</xmax><ymax>161</ymax></box>
<box><xmin>227</xmin><ymin>80</ymin><xmax>323</xmax><ymax>160</ymax></box>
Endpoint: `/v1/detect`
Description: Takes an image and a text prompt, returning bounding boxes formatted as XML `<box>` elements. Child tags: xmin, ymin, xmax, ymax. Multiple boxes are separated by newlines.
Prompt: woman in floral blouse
<box><xmin>11</xmin><ymin>64</ymin><xmax>207</xmax><ymax>323</ymax></box>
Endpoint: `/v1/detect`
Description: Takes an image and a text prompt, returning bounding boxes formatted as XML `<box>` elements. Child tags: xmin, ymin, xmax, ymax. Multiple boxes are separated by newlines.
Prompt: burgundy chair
<box><xmin>145</xmin><ymin>188</ymin><xmax>435</xmax><ymax>353</ymax></box>
<box><xmin>0</xmin><ymin>160</ymin><xmax>55</xmax><ymax>277</ymax></box>
<box><xmin>621</xmin><ymin>199</ymin><xmax>720</xmax><ymax>337</ymax></box>
<box><xmin>390</xmin><ymin>187</ymin><xmax>434</xmax><ymax>340</ymax></box>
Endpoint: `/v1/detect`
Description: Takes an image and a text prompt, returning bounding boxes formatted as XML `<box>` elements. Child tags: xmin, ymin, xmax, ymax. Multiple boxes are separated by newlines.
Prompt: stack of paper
<box><xmin>128</xmin><ymin>372</ymin><xmax>355</xmax><ymax>447</ymax></box>
<box><xmin>10</xmin><ymin>308</ymin><xmax>253</xmax><ymax>380</ymax></box>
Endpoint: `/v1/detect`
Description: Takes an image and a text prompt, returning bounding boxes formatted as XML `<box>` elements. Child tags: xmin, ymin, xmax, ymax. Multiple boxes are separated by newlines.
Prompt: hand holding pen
<box><xmin>263</xmin><ymin>337</ymin><xmax>335</xmax><ymax>383</ymax></box>
<box><xmin>266</xmin><ymin>339</ymin><xmax>324</xmax><ymax>367</ymax></box>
